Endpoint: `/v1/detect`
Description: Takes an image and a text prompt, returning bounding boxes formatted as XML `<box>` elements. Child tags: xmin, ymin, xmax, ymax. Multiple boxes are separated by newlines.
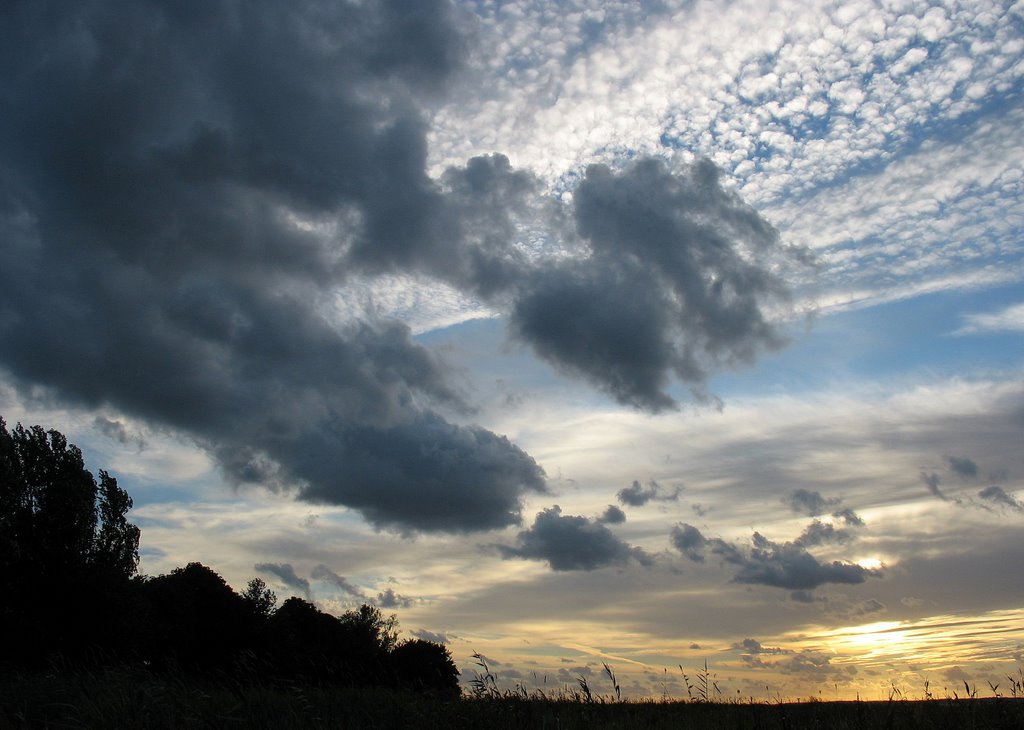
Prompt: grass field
<box><xmin>2</xmin><ymin>669</ymin><xmax>1023</xmax><ymax>729</ymax></box>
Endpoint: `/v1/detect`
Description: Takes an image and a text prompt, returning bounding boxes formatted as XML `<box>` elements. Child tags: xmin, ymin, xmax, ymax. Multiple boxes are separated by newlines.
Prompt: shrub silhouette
<box><xmin>390</xmin><ymin>639</ymin><xmax>461</xmax><ymax>698</ymax></box>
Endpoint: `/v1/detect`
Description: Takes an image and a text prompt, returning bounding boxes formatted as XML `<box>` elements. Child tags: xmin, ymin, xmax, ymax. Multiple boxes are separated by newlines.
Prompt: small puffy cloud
<box><xmin>947</xmin><ymin>455</ymin><xmax>979</xmax><ymax>479</ymax></box>
<box><xmin>255</xmin><ymin>562</ymin><xmax>310</xmax><ymax>599</ymax></box>
<box><xmin>977</xmin><ymin>486</ymin><xmax>1023</xmax><ymax>512</ymax></box>
<box><xmin>783</xmin><ymin>489</ymin><xmax>840</xmax><ymax>517</ymax></box>
<box><xmin>598</xmin><ymin>505</ymin><xmax>627</xmax><ymax>524</ymax></box>
<box><xmin>617</xmin><ymin>479</ymin><xmax>681</xmax><ymax>507</ymax></box>
<box><xmin>496</xmin><ymin>505</ymin><xmax>653</xmax><ymax>571</ymax></box>
<box><xmin>375</xmin><ymin>588</ymin><xmax>414</xmax><ymax>609</ymax></box>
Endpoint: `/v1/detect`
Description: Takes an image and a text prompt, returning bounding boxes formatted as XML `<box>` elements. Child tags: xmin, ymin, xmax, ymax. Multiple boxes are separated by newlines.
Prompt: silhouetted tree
<box><xmin>141</xmin><ymin>562</ymin><xmax>253</xmax><ymax>673</ymax></box>
<box><xmin>0</xmin><ymin>418</ymin><xmax>141</xmax><ymax>668</ymax></box>
<box><xmin>241</xmin><ymin>577</ymin><xmax>277</xmax><ymax>620</ymax></box>
<box><xmin>263</xmin><ymin>597</ymin><xmax>352</xmax><ymax>683</ymax></box>
<box><xmin>389</xmin><ymin>639</ymin><xmax>460</xmax><ymax>697</ymax></box>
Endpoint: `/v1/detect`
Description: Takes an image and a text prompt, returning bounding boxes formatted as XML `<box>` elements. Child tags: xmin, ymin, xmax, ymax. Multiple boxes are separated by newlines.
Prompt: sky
<box><xmin>1</xmin><ymin>0</ymin><xmax>1022</xmax><ymax>701</ymax></box>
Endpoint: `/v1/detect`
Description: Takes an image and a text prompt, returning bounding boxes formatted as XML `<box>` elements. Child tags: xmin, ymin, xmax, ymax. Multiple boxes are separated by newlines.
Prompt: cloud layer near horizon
<box><xmin>0</xmin><ymin>0</ymin><xmax>799</xmax><ymax>533</ymax></box>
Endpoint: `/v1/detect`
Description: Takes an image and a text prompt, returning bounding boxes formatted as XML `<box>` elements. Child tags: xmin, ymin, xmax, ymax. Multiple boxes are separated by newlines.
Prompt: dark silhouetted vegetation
<box><xmin>0</xmin><ymin>417</ymin><xmax>459</xmax><ymax>699</ymax></box>
<box><xmin>0</xmin><ymin>418</ymin><xmax>141</xmax><ymax>669</ymax></box>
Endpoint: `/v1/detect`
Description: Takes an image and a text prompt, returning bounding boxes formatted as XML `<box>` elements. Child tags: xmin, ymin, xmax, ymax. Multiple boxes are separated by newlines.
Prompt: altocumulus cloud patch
<box><xmin>0</xmin><ymin>0</ymin><xmax>800</xmax><ymax>535</ymax></box>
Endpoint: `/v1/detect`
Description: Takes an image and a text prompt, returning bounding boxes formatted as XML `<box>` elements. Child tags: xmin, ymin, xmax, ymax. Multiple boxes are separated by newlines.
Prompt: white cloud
<box><xmin>953</xmin><ymin>302</ymin><xmax>1024</xmax><ymax>335</ymax></box>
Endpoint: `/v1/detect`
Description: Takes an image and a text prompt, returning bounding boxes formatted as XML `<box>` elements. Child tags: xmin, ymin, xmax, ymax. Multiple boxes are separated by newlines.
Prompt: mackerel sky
<box><xmin>1</xmin><ymin>0</ymin><xmax>1022</xmax><ymax>699</ymax></box>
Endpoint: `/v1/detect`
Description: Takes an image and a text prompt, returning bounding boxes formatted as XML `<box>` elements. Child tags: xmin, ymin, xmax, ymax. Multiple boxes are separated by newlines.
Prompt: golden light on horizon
<box><xmin>805</xmin><ymin>608</ymin><xmax>1024</xmax><ymax>670</ymax></box>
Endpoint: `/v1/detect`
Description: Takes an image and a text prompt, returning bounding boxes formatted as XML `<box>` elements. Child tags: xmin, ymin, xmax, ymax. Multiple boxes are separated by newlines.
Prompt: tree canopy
<box><xmin>0</xmin><ymin>418</ymin><xmax>139</xmax><ymax>580</ymax></box>
<box><xmin>0</xmin><ymin>417</ymin><xmax>459</xmax><ymax>696</ymax></box>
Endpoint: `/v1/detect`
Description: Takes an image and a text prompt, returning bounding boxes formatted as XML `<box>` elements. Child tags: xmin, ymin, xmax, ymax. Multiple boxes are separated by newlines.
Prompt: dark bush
<box><xmin>390</xmin><ymin>639</ymin><xmax>461</xmax><ymax>698</ymax></box>
<box><xmin>140</xmin><ymin>562</ymin><xmax>254</xmax><ymax>674</ymax></box>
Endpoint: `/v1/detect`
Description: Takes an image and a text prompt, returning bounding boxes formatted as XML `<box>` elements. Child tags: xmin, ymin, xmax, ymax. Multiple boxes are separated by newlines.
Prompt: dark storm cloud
<box><xmin>496</xmin><ymin>506</ymin><xmax>653</xmax><ymax>571</ymax></box>
<box><xmin>617</xmin><ymin>479</ymin><xmax>682</xmax><ymax>507</ymax></box>
<box><xmin>311</xmin><ymin>564</ymin><xmax>366</xmax><ymax>599</ymax></box>
<box><xmin>947</xmin><ymin>455</ymin><xmax>979</xmax><ymax>478</ymax></box>
<box><xmin>255</xmin><ymin>562</ymin><xmax>311</xmax><ymax>598</ymax></box>
<box><xmin>510</xmin><ymin>158</ymin><xmax>800</xmax><ymax>411</ymax></box>
<box><xmin>0</xmin><ymin>0</ymin><xmax>798</xmax><ymax>533</ymax></box>
<box><xmin>0</xmin><ymin>0</ymin><xmax>547</xmax><ymax>534</ymax></box>
<box><xmin>671</xmin><ymin>525</ymin><xmax>878</xmax><ymax>591</ymax></box>
<box><xmin>291</xmin><ymin>410</ymin><xmax>547</xmax><ymax>533</ymax></box>
<box><xmin>977</xmin><ymin>486</ymin><xmax>1023</xmax><ymax>512</ymax></box>
<box><xmin>783</xmin><ymin>489</ymin><xmax>840</xmax><ymax>517</ymax></box>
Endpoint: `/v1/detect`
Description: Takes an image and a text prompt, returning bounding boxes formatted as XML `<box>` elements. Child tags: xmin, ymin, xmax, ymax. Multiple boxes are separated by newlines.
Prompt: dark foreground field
<box><xmin>2</xmin><ymin>671</ymin><xmax>1023</xmax><ymax>729</ymax></box>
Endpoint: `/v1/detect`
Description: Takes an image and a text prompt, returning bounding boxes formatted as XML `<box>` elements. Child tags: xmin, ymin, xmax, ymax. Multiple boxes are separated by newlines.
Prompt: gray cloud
<box><xmin>311</xmin><ymin>564</ymin><xmax>366</xmax><ymax>600</ymax></box>
<box><xmin>93</xmin><ymin>416</ymin><xmax>146</xmax><ymax>450</ymax></box>
<box><xmin>0</xmin><ymin>0</ymin><xmax>797</xmax><ymax>534</ymax></box>
<box><xmin>831</xmin><ymin>508</ymin><xmax>865</xmax><ymax>527</ymax></box>
<box><xmin>736</xmin><ymin>639</ymin><xmax>853</xmax><ymax>680</ymax></box>
<box><xmin>977</xmin><ymin>485</ymin><xmax>1023</xmax><ymax>512</ymax></box>
<box><xmin>411</xmin><ymin>629</ymin><xmax>450</xmax><ymax>644</ymax></box>
<box><xmin>511</xmin><ymin>158</ymin><xmax>799</xmax><ymax>411</ymax></box>
<box><xmin>669</xmin><ymin>523</ymin><xmax>708</xmax><ymax>563</ymax></box>
<box><xmin>793</xmin><ymin>519</ymin><xmax>856</xmax><ymax>548</ymax></box>
<box><xmin>375</xmin><ymin>587</ymin><xmax>414</xmax><ymax>609</ymax></box>
<box><xmin>617</xmin><ymin>479</ymin><xmax>682</xmax><ymax>507</ymax></box>
<box><xmin>783</xmin><ymin>489</ymin><xmax>840</xmax><ymax>517</ymax></box>
<box><xmin>0</xmin><ymin>0</ymin><xmax>548</xmax><ymax>534</ymax></box>
<box><xmin>733</xmin><ymin>532</ymin><xmax>876</xmax><ymax>591</ymax></box>
<box><xmin>733</xmin><ymin>638</ymin><xmax>790</xmax><ymax>655</ymax></box>
<box><xmin>598</xmin><ymin>505</ymin><xmax>627</xmax><ymax>524</ymax></box>
<box><xmin>947</xmin><ymin>455</ymin><xmax>979</xmax><ymax>479</ymax></box>
<box><xmin>672</xmin><ymin>525</ymin><xmax>879</xmax><ymax>591</ymax></box>
<box><xmin>496</xmin><ymin>506</ymin><xmax>653</xmax><ymax>571</ymax></box>
<box><xmin>920</xmin><ymin>471</ymin><xmax>950</xmax><ymax>502</ymax></box>
<box><xmin>255</xmin><ymin>562</ymin><xmax>310</xmax><ymax>599</ymax></box>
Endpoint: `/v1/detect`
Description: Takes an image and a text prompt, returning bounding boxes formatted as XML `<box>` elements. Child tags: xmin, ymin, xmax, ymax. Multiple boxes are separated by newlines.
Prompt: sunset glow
<box><xmin>1</xmin><ymin>0</ymin><xmax>1022</xmax><ymax>702</ymax></box>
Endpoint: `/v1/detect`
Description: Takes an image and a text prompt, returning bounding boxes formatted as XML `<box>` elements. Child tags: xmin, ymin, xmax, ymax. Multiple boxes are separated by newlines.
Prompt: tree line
<box><xmin>0</xmin><ymin>418</ymin><xmax>459</xmax><ymax>697</ymax></box>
